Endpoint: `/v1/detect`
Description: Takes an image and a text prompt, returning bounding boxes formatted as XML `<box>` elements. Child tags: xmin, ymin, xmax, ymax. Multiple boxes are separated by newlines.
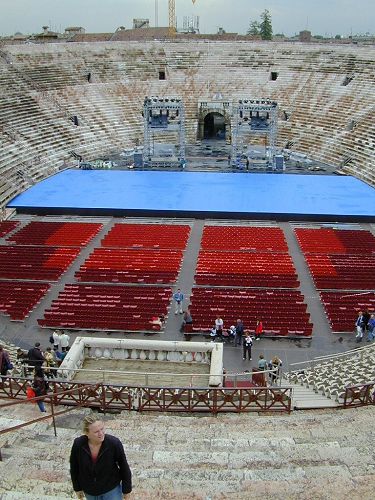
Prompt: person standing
<box><xmin>28</xmin><ymin>342</ymin><xmax>45</xmax><ymax>368</ymax></box>
<box><xmin>173</xmin><ymin>288</ymin><xmax>184</xmax><ymax>314</ymax></box>
<box><xmin>214</xmin><ymin>315</ymin><xmax>224</xmax><ymax>340</ymax></box>
<box><xmin>355</xmin><ymin>311</ymin><xmax>364</xmax><ymax>343</ymax></box>
<box><xmin>0</xmin><ymin>345</ymin><xmax>12</xmax><ymax>377</ymax></box>
<box><xmin>258</xmin><ymin>354</ymin><xmax>268</xmax><ymax>370</ymax></box>
<box><xmin>234</xmin><ymin>319</ymin><xmax>244</xmax><ymax>347</ymax></box>
<box><xmin>367</xmin><ymin>314</ymin><xmax>375</xmax><ymax>342</ymax></box>
<box><xmin>269</xmin><ymin>356</ymin><xmax>283</xmax><ymax>384</ymax></box>
<box><xmin>52</xmin><ymin>330</ymin><xmax>61</xmax><ymax>351</ymax></box>
<box><xmin>242</xmin><ymin>332</ymin><xmax>253</xmax><ymax>361</ymax></box>
<box><xmin>254</xmin><ymin>320</ymin><xmax>264</xmax><ymax>341</ymax></box>
<box><xmin>70</xmin><ymin>415</ymin><xmax>132</xmax><ymax>500</ymax></box>
<box><xmin>59</xmin><ymin>331</ymin><xmax>70</xmax><ymax>352</ymax></box>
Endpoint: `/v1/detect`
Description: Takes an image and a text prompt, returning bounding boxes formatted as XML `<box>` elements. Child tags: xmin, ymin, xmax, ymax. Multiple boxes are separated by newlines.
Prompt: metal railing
<box><xmin>0</xmin><ymin>375</ymin><xmax>292</xmax><ymax>414</ymax></box>
<box><xmin>343</xmin><ymin>381</ymin><xmax>375</xmax><ymax>408</ymax></box>
<box><xmin>15</xmin><ymin>364</ymin><xmax>283</xmax><ymax>388</ymax></box>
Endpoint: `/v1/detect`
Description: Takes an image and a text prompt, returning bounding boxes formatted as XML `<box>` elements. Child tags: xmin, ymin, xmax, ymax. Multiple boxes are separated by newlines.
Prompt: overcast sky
<box><xmin>1</xmin><ymin>0</ymin><xmax>374</xmax><ymax>37</ymax></box>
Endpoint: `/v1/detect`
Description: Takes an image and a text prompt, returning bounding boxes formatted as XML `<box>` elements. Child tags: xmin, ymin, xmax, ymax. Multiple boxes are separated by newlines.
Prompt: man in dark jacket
<box><xmin>70</xmin><ymin>416</ymin><xmax>132</xmax><ymax>499</ymax></box>
<box><xmin>27</xmin><ymin>342</ymin><xmax>45</xmax><ymax>368</ymax></box>
<box><xmin>234</xmin><ymin>319</ymin><xmax>244</xmax><ymax>347</ymax></box>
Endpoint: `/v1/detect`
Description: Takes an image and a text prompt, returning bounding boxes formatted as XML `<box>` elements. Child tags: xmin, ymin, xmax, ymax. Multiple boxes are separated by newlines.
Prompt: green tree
<box><xmin>260</xmin><ymin>9</ymin><xmax>273</xmax><ymax>40</ymax></box>
<box><xmin>247</xmin><ymin>20</ymin><xmax>260</xmax><ymax>36</ymax></box>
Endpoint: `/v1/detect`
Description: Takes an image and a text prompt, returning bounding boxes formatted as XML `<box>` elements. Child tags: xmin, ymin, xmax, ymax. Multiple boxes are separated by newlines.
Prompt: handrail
<box><xmin>16</xmin><ymin>365</ymin><xmax>282</xmax><ymax>387</ymax></box>
<box><xmin>289</xmin><ymin>344</ymin><xmax>375</xmax><ymax>369</ymax></box>
<box><xmin>0</xmin><ymin>383</ymin><xmax>96</xmax><ymax>442</ymax></box>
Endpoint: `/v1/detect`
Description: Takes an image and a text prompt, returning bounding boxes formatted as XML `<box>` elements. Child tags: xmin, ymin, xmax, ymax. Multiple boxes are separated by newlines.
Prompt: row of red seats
<box><xmin>101</xmin><ymin>223</ymin><xmax>190</xmax><ymax>249</ymax></box>
<box><xmin>0</xmin><ymin>281</ymin><xmax>50</xmax><ymax>320</ymax></box>
<box><xmin>7</xmin><ymin>221</ymin><xmax>102</xmax><ymax>247</ymax></box>
<box><xmin>194</xmin><ymin>274</ymin><xmax>299</xmax><ymax>288</ymax></box>
<box><xmin>320</xmin><ymin>291</ymin><xmax>375</xmax><ymax>332</ymax></box>
<box><xmin>190</xmin><ymin>287</ymin><xmax>313</xmax><ymax>337</ymax></box>
<box><xmin>0</xmin><ymin>221</ymin><xmax>19</xmax><ymax>238</ymax></box>
<box><xmin>0</xmin><ymin>245</ymin><xmax>80</xmax><ymax>281</ymax></box>
<box><xmin>295</xmin><ymin>228</ymin><xmax>375</xmax><ymax>254</ymax></box>
<box><xmin>195</xmin><ymin>250</ymin><xmax>299</xmax><ymax>288</ymax></box>
<box><xmin>200</xmin><ymin>226</ymin><xmax>288</xmax><ymax>251</ymax></box>
<box><xmin>304</xmin><ymin>254</ymin><xmax>375</xmax><ymax>290</ymax></box>
<box><xmin>38</xmin><ymin>284</ymin><xmax>171</xmax><ymax>331</ymax></box>
<box><xmin>75</xmin><ymin>247</ymin><xmax>183</xmax><ymax>284</ymax></box>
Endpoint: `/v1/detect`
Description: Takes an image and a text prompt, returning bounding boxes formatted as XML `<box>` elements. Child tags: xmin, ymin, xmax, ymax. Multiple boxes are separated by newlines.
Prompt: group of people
<box><xmin>210</xmin><ymin>317</ymin><xmax>264</xmax><ymax>345</ymax></box>
<box><xmin>355</xmin><ymin>310</ymin><xmax>375</xmax><ymax>343</ymax></box>
<box><xmin>17</xmin><ymin>335</ymin><xmax>70</xmax><ymax>377</ymax></box>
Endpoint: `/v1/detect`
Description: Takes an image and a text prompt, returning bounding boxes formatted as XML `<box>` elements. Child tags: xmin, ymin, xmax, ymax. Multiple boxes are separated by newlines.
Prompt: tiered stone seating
<box><xmin>190</xmin><ymin>287</ymin><xmax>312</xmax><ymax>337</ymax></box>
<box><xmin>320</xmin><ymin>291</ymin><xmax>375</xmax><ymax>332</ymax></box>
<box><xmin>0</xmin><ymin>40</ymin><xmax>375</xmax><ymax>212</ymax></box>
<box><xmin>6</xmin><ymin>221</ymin><xmax>102</xmax><ymax>246</ymax></box>
<box><xmin>101</xmin><ymin>223</ymin><xmax>190</xmax><ymax>249</ymax></box>
<box><xmin>0</xmin><ymin>220</ymin><xmax>19</xmax><ymax>238</ymax></box>
<box><xmin>2</xmin><ymin>405</ymin><xmax>374</xmax><ymax>498</ymax></box>
<box><xmin>0</xmin><ymin>281</ymin><xmax>50</xmax><ymax>320</ymax></box>
<box><xmin>0</xmin><ymin>245</ymin><xmax>80</xmax><ymax>281</ymax></box>
<box><xmin>286</xmin><ymin>344</ymin><xmax>375</xmax><ymax>401</ymax></box>
<box><xmin>38</xmin><ymin>284</ymin><xmax>171</xmax><ymax>331</ymax></box>
<box><xmin>75</xmin><ymin>248</ymin><xmax>184</xmax><ymax>284</ymax></box>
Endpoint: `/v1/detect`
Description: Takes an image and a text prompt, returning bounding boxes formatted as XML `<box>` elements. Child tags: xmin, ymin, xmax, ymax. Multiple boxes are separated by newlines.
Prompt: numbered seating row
<box><xmin>7</xmin><ymin>221</ymin><xmax>102</xmax><ymax>247</ymax></box>
<box><xmin>201</xmin><ymin>226</ymin><xmax>288</xmax><ymax>251</ymax></box>
<box><xmin>38</xmin><ymin>284</ymin><xmax>172</xmax><ymax>331</ymax></box>
<box><xmin>295</xmin><ymin>228</ymin><xmax>375</xmax><ymax>254</ymax></box>
<box><xmin>101</xmin><ymin>223</ymin><xmax>191</xmax><ymax>249</ymax></box>
<box><xmin>0</xmin><ymin>245</ymin><xmax>80</xmax><ymax>281</ymax></box>
<box><xmin>304</xmin><ymin>254</ymin><xmax>375</xmax><ymax>290</ymax></box>
<box><xmin>0</xmin><ymin>220</ymin><xmax>19</xmax><ymax>238</ymax></box>
<box><xmin>190</xmin><ymin>287</ymin><xmax>313</xmax><ymax>338</ymax></box>
<box><xmin>75</xmin><ymin>247</ymin><xmax>183</xmax><ymax>284</ymax></box>
<box><xmin>320</xmin><ymin>291</ymin><xmax>375</xmax><ymax>332</ymax></box>
<box><xmin>0</xmin><ymin>280</ymin><xmax>50</xmax><ymax>320</ymax></box>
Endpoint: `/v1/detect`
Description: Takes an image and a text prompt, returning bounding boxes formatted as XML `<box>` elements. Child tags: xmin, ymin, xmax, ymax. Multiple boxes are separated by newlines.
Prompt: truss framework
<box><xmin>231</xmin><ymin>99</ymin><xmax>278</xmax><ymax>167</ymax></box>
<box><xmin>143</xmin><ymin>96</ymin><xmax>186</xmax><ymax>166</ymax></box>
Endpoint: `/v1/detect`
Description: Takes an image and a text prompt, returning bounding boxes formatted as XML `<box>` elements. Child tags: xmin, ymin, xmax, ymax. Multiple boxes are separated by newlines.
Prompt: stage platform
<box><xmin>7</xmin><ymin>170</ymin><xmax>375</xmax><ymax>221</ymax></box>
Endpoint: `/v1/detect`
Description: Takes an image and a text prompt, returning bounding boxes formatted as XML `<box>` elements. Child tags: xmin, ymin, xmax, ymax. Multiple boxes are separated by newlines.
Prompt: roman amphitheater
<box><xmin>0</xmin><ymin>34</ymin><xmax>375</xmax><ymax>499</ymax></box>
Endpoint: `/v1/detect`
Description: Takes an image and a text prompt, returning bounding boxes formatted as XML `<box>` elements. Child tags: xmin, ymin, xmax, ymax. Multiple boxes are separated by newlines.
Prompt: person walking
<box><xmin>355</xmin><ymin>311</ymin><xmax>365</xmax><ymax>343</ymax></box>
<box><xmin>242</xmin><ymin>332</ymin><xmax>253</xmax><ymax>361</ymax></box>
<box><xmin>173</xmin><ymin>288</ymin><xmax>184</xmax><ymax>314</ymax></box>
<box><xmin>234</xmin><ymin>319</ymin><xmax>244</xmax><ymax>347</ymax></box>
<box><xmin>70</xmin><ymin>415</ymin><xmax>132</xmax><ymax>500</ymax></box>
<box><xmin>32</xmin><ymin>367</ymin><xmax>48</xmax><ymax>413</ymax></box>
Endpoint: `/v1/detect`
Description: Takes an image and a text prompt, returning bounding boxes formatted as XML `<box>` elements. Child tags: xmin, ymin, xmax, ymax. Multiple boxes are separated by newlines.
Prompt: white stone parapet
<box><xmin>58</xmin><ymin>337</ymin><xmax>223</xmax><ymax>387</ymax></box>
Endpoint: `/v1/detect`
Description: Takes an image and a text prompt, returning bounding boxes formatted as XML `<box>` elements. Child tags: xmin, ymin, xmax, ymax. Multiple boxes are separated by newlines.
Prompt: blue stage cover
<box><xmin>8</xmin><ymin>170</ymin><xmax>375</xmax><ymax>221</ymax></box>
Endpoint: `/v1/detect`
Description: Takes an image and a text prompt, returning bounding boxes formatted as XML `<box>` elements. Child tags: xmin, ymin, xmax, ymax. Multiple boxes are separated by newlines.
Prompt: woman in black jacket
<box><xmin>70</xmin><ymin>415</ymin><xmax>132</xmax><ymax>500</ymax></box>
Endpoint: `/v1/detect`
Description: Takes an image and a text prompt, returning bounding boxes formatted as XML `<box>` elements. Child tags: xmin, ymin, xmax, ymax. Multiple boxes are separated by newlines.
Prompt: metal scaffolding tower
<box><xmin>231</xmin><ymin>99</ymin><xmax>278</xmax><ymax>168</ymax></box>
<box><xmin>143</xmin><ymin>96</ymin><xmax>186</xmax><ymax>167</ymax></box>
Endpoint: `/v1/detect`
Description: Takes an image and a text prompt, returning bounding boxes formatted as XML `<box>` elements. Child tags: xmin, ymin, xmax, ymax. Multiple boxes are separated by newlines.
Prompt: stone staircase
<box><xmin>0</xmin><ymin>403</ymin><xmax>375</xmax><ymax>499</ymax></box>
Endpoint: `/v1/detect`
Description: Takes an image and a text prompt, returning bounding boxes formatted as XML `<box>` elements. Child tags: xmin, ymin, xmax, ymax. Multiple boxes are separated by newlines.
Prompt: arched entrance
<box><xmin>203</xmin><ymin>112</ymin><xmax>226</xmax><ymax>139</ymax></box>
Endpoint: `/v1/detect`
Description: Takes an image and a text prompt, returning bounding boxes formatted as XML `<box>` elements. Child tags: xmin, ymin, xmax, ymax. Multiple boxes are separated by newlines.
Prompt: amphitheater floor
<box><xmin>73</xmin><ymin>359</ymin><xmax>210</xmax><ymax>387</ymax></box>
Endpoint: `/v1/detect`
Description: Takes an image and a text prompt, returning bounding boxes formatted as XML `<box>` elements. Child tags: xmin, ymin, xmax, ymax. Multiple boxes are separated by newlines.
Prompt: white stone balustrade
<box><xmin>58</xmin><ymin>337</ymin><xmax>223</xmax><ymax>387</ymax></box>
